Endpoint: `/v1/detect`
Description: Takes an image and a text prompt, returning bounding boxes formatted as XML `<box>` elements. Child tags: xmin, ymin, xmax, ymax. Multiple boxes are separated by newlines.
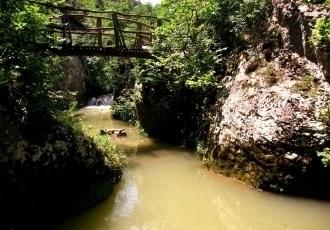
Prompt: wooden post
<box><xmin>61</xmin><ymin>11</ymin><xmax>68</xmax><ymax>45</ymax></box>
<box><xmin>96</xmin><ymin>17</ymin><xmax>102</xmax><ymax>47</ymax></box>
<box><xmin>135</xmin><ymin>22</ymin><xmax>143</xmax><ymax>49</ymax></box>
<box><xmin>112</xmin><ymin>13</ymin><xmax>120</xmax><ymax>48</ymax></box>
<box><xmin>112</xmin><ymin>13</ymin><xmax>126</xmax><ymax>48</ymax></box>
<box><xmin>61</xmin><ymin>10</ymin><xmax>73</xmax><ymax>46</ymax></box>
<box><xmin>67</xmin><ymin>11</ymin><xmax>72</xmax><ymax>45</ymax></box>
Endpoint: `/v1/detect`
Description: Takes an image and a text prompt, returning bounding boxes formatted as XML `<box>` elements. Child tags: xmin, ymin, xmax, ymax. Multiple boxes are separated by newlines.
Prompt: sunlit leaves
<box><xmin>311</xmin><ymin>16</ymin><xmax>330</xmax><ymax>46</ymax></box>
<box><xmin>143</xmin><ymin>0</ymin><xmax>219</xmax><ymax>90</ymax></box>
<box><xmin>0</xmin><ymin>0</ymin><xmax>66</xmax><ymax>122</ymax></box>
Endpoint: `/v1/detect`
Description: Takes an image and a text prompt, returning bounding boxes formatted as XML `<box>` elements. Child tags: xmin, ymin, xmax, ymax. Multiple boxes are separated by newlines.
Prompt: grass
<box><xmin>91</xmin><ymin>134</ymin><xmax>127</xmax><ymax>168</ymax></box>
<box><xmin>291</xmin><ymin>75</ymin><xmax>320</xmax><ymax>98</ymax></box>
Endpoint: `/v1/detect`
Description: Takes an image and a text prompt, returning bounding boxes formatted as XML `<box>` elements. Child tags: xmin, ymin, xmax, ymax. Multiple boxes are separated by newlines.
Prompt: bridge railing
<box><xmin>47</xmin><ymin>7</ymin><xmax>162</xmax><ymax>50</ymax></box>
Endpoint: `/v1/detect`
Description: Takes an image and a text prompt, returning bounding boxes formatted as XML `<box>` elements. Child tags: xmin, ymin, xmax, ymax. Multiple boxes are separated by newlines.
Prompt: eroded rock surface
<box><xmin>272</xmin><ymin>0</ymin><xmax>330</xmax><ymax>77</ymax></box>
<box><xmin>208</xmin><ymin>1</ymin><xmax>330</xmax><ymax>198</ymax></box>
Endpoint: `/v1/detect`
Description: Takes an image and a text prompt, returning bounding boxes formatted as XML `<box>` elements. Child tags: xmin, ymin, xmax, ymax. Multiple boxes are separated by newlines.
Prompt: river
<box><xmin>51</xmin><ymin>106</ymin><xmax>330</xmax><ymax>230</ymax></box>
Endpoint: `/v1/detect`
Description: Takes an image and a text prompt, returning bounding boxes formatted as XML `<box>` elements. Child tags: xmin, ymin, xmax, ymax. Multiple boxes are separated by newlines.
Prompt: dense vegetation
<box><xmin>121</xmin><ymin>0</ymin><xmax>272</xmax><ymax>146</ymax></box>
<box><xmin>1</xmin><ymin>0</ymin><xmax>330</xmax><ymax>226</ymax></box>
<box><xmin>0</xmin><ymin>1</ymin><xmax>131</xmax><ymax>228</ymax></box>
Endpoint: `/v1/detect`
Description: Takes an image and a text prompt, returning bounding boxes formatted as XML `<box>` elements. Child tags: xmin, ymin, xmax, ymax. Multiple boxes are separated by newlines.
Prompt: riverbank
<box><xmin>51</xmin><ymin>108</ymin><xmax>330</xmax><ymax>230</ymax></box>
<box><xmin>0</xmin><ymin>107</ymin><xmax>122</xmax><ymax>229</ymax></box>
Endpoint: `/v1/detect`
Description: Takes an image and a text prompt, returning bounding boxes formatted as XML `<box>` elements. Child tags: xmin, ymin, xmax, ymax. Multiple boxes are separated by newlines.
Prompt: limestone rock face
<box><xmin>272</xmin><ymin>0</ymin><xmax>330</xmax><ymax>77</ymax></box>
<box><xmin>56</xmin><ymin>56</ymin><xmax>87</xmax><ymax>103</ymax></box>
<box><xmin>209</xmin><ymin>53</ymin><xmax>330</xmax><ymax>195</ymax></box>
<box><xmin>208</xmin><ymin>1</ymin><xmax>330</xmax><ymax>197</ymax></box>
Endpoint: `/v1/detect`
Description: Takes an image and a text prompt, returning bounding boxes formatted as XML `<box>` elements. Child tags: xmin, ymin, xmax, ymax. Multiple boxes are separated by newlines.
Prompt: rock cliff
<box><xmin>207</xmin><ymin>0</ymin><xmax>330</xmax><ymax>198</ymax></box>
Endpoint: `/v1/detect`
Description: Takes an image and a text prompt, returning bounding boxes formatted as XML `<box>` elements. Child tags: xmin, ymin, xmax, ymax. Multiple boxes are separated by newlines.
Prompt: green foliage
<box><xmin>56</xmin><ymin>101</ymin><xmax>84</xmax><ymax>134</ymax></box>
<box><xmin>196</xmin><ymin>140</ymin><xmax>208</xmax><ymax>157</ymax></box>
<box><xmin>91</xmin><ymin>134</ymin><xmax>127</xmax><ymax>168</ymax></box>
<box><xmin>316</xmin><ymin>106</ymin><xmax>330</xmax><ymax>167</ymax></box>
<box><xmin>206</xmin><ymin>0</ymin><xmax>271</xmax><ymax>52</ymax></box>
<box><xmin>311</xmin><ymin>16</ymin><xmax>330</xmax><ymax>47</ymax></box>
<box><xmin>132</xmin><ymin>0</ymin><xmax>272</xmax><ymax>146</ymax></box>
<box><xmin>317</xmin><ymin>105</ymin><xmax>330</xmax><ymax>126</ymax></box>
<box><xmin>148</xmin><ymin>0</ymin><xmax>220</xmax><ymax>89</ymax></box>
<box><xmin>135</xmin><ymin>120</ymin><xmax>148</xmax><ymax>136</ymax></box>
<box><xmin>85</xmin><ymin>57</ymin><xmax>135</xmax><ymax>97</ymax></box>
<box><xmin>0</xmin><ymin>0</ymin><xmax>72</xmax><ymax>124</ymax></box>
<box><xmin>317</xmin><ymin>148</ymin><xmax>330</xmax><ymax>167</ymax></box>
<box><xmin>111</xmin><ymin>95</ymin><xmax>137</xmax><ymax>123</ymax></box>
<box><xmin>196</xmin><ymin>140</ymin><xmax>212</xmax><ymax>166</ymax></box>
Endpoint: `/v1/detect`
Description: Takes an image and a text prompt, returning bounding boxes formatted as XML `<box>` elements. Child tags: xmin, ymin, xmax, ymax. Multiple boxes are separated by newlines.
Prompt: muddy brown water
<box><xmin>51</xmin><ymin>106</ymin><xmax>330</xmax><ymax>230</ymax></box>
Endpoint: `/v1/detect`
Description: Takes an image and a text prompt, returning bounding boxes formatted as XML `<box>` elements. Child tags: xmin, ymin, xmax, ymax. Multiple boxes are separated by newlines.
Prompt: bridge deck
<box><xmin>38</xmin><ymin>44</ymin><xmax>155</xmax><ymax>58</ymax></box>
<box><xmin>33</xmin><ymin>2</ymin><xmax>164</xmax><ymax>58</ymax></box>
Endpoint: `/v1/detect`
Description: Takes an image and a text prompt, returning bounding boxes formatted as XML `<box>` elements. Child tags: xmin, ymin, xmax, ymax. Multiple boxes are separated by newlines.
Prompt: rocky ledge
<box><xmin>0</xmin><ymin>109</ymin><xmax>122</xmax><ymax>229</ymax></box>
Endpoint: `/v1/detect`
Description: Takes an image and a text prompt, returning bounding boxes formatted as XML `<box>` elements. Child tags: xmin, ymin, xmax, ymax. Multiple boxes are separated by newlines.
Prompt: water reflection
<box><xmin>112</xmin><ymin>177</ymin><xmax>139</xmax><ymax>218</ymax></box>
<box><xmin>51</xmin><ymin>107</ymin><xmax>330</xmax><ymax>230</ymax></box>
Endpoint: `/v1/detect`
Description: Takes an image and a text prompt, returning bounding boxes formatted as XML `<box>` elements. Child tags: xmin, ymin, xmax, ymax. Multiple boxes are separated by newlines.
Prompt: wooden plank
<box><xmin>51</xmin><ymin>29</ymin><xmax>114</xmax><ymax>36</ymax></box>
<box><xmin>53</xmin><ymin>27</ymin><xmax>152</xmax><ymax>35</ymax></box>
<box><xmin>61</xmin><ymin>10</ymin><xmax>68</xmax><ymax>45</ymax></box>
<box><xmin>79</xmin><ymin>27</ymin><xmax>115</xmax><ymax>30</ymax></box>
<box><xmin>46</xmin><ymin>45</ymin><xmax>155</xmax><ymax>58</ymax></box>
<box><xmin>118</xmin><ymin>18</ymin><xmax>154</xmax><ymax>30</ymax></box>
<box><xmin>67</xmin><ymin>27</ymin><xmax>152</xmax><ymax>36</ymax></box>
<box><xmin>66</xmin><ymin>10</ymin><xmax>73</xmax><ymax>45</ymax></box>
<box><xmin>51</xmin><ymin>30</ymin><xmax>151</xmax><ymax>46</ymax></box>
<box><xmin>68</xmin><ymin>14</ymin><xmax>112</xmax><ymax>21</ymax></box>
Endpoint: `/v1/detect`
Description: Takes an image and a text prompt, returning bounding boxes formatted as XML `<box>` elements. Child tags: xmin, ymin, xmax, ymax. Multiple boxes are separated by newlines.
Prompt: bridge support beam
<box><xmin>112</xmin><ymin>13</ymin><xmax>126</xmax><ymax>48</ymax></box>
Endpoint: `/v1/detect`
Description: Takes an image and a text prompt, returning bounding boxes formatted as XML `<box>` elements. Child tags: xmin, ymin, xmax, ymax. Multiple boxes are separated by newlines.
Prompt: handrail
<box><xmin>118</xmin><ymin>18</ymin><xmax>155</xmax><ymax>30</ymax></box>
<box><xmin>51</xmin><ymin>28</ymin><xmax>153</xmax><ymax>36</ymax></box>
<box><xmin>30</xmin><ymin>0</ymin><xmax>162</xmax><ymax>58</ymax></box>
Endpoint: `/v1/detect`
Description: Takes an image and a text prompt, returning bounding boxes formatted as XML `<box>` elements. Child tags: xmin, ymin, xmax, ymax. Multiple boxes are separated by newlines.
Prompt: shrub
<box><xmin>317</xmin><ymin>105</ymin><xmax>330</xmax><ymax>126</ymax></box>
<box><xmin>317</xmin><ymin>148</ymin><xmax>330</xmax><ymax>167</ymax></box>
<box><xmin>91</xmin><ymin>134</ymin><xmax>127</xmax><ymax>168</ymax></box>
<box><xmin>311</xmin><ymin>16</ymin><xmax>330</xmax><ymax>47</ymax></box>
<box><xmin>111</xmin><ymin>95</ymin><xmax>137</xmax><ymax>123</ymax></box>
<box><xmin>316</xmin><ymin>106</ymin><xmax>330</xmax><ymax>167</ymax></box>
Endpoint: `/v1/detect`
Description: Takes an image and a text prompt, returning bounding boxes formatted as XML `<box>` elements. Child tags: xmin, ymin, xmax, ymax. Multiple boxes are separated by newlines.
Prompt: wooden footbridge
<box><xmin>35</xmin><ymin>2</ymin><xmax>165</xmax><ymax>59</ymax></box>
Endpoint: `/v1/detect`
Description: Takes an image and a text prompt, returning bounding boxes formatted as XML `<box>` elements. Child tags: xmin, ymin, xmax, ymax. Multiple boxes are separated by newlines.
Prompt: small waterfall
<box><xmin>87</xmin><ymin>94</ymin><xmax>114</xmax><ymax>106</ymax></box>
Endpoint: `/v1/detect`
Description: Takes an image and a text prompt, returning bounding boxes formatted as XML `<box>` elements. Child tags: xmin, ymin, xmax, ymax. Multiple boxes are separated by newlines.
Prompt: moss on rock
<box><xmin>0</xmin><ymin>109</ymin><xmax>122</xmax><ymax>229</ymax></box>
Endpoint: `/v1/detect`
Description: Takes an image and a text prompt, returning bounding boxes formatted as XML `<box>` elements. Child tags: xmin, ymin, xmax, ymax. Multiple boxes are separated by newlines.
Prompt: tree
<box><xmin>0</xmin><ymin>1</ymin><xmax>68</xmax><ymax>123</ymax></box>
